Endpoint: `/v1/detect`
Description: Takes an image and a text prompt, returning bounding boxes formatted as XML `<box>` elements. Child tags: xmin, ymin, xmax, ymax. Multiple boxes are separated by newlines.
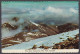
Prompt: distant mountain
<box><xmin>58</xmin><ymin>23</ymin><xmax>78</xmax><ymax>33</ymax></box>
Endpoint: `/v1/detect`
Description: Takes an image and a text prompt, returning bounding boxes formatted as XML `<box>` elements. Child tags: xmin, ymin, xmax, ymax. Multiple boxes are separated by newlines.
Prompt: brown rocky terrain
<box><xmin>52</xmin><ymin>34</ymin><xmax>79</xmax><ymax>49</ymax></box>
<box><xmin>2</xmin><ymin>31</ymin><xmax>48</xmax><ymax>48</ymax></box>
<box><xmin>1</xmin><ymin>18</ymin><xmax>79</xmax><ymax>48</ymax></box>
<box><xmin>58</xmin><ymin>23</ymin><xmax>78</xmax><ymax>33</ymax></box>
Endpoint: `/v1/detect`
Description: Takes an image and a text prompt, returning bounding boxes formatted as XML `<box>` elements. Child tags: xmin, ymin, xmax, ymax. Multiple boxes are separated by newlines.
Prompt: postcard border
<box><xmin>0</xmin><ymin>0</ymin><xmax>79</xmax><ymax>54</ymax></box>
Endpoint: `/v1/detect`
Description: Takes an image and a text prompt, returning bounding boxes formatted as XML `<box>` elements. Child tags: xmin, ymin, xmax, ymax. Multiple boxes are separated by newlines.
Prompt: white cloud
<box><xmin>46</xmin><ymin>6</ymin><xmax>63</xmax><ymax>14</ymax></box>
<box><xmin>70</xmin><ymin>8</ymin><xmax>78</xmax><ymax>14</ymax></box>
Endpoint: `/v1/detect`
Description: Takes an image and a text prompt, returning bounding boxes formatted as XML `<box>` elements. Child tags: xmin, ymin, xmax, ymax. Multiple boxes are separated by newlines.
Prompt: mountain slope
<box><xmin>1</xmin><ymin>18</ymin><xmax>79</xmax><ymax>48</ymax></box>
<box><xmin>2</xmin><ymin>29</ymin><xmax>79</xmax><ymax>50</ymax></box>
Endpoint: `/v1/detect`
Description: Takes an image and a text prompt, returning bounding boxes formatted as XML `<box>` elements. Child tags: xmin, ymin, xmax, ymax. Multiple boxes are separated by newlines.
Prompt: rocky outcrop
<box><xmin>23</xmin><ymin>24</ymin><xmax>38</xmax><ymax>32</ymax></box>
<box><xmin>58</xmin><ymin>23</ymin><xmax>78</xmax><ymax>33</ymax></box>
<box><xmin>12</xmin><ymin>17</ymin><xmax>19</xmax><ymax>22</ymax></box>
<box><xmin>52</xmin><ymin>34</ymin><xmax>79</xmax><ymax>49</ymax></box>
<box><xmin>2</xmin><ymin>23</ymin><xmax>18</xmax><ymax>30</ymax></box>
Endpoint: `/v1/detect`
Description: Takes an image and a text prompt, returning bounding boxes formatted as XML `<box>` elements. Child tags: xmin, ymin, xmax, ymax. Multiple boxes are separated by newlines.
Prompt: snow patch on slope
<box><xmin>30</xmin><ymin>21</ymin><xmax>39</xmax><ymax>26</ymax></box>
<box><xmin>2</xmin><ymin>29</ymin><xmax>79</xmax><ymax>50</ymax></box>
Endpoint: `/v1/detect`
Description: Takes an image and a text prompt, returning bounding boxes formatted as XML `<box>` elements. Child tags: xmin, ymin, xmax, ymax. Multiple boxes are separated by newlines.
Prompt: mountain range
<box><xmin>1</xmin><ymin>17</ymin><xmax>78</xmax><ymax>48</ymax></box>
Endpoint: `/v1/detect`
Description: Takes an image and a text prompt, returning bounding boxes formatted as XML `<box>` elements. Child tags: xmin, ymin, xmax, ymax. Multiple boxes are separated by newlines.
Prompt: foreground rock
<box><xmin>30</xmin><ymin>34</ymin><xmax>79</xmax><ymax>49</ymax></box>
<box><xmin>52</xmin><ymin>34</ymin><xmax>79</xmax><ymax>49</ymax></box>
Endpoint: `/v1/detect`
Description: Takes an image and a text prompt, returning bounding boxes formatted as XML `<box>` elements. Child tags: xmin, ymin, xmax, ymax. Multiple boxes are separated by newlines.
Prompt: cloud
<box><xmin>46</xmin><ymin>6</ymin><xmax>63</xmax><ymax>14</ymax></box>
<box><xmin>2</xmin><ymin>6</ymin><xmax>78</xmax><ymax>25</ymax></box>
<box><xmin>70</xmin><ymin>8</ymin><xmax>78</xmax><ymax>14</ymax></box>
<box><xmin>2</xmin><ymin>8</ymin><xmax>21</xmax><ymax>14</ymax></box>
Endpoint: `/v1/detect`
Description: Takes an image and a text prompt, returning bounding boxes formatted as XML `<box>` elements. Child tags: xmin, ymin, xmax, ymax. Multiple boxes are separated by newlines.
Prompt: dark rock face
<box><xmin>23</xmin><ymin>23</ymin><xmax>59</xmax><ymax>36</ymax></box>
<box><xmin>12</xmin><ymin>17</ymin><xmax>19</xmax><ymax>22</ymax></box>
<box><xmin>38</xmin><ymin>25</ymin><xmax>57</xmax><ymax>36</ymax></box>
<box><xmin>37</xmin><ymin>23</ymin><xmax>59</xmax><ymax>36</ymax></box>
<box><xmin>23</xmin><ymin>24</ymin><xmax>38</xmax><ymax>32</ymax></box>
<box><xmin>58</xmin><ymin>23</ymin><xmax>78</xmax><ymax>33</ymax></box>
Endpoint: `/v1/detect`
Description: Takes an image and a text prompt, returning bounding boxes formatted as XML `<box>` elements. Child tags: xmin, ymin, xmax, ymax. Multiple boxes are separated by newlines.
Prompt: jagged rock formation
<box><xmin>2</xmin><ymin>23</ymin><xmax>18</xmax><ymax>30</ymax></box>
